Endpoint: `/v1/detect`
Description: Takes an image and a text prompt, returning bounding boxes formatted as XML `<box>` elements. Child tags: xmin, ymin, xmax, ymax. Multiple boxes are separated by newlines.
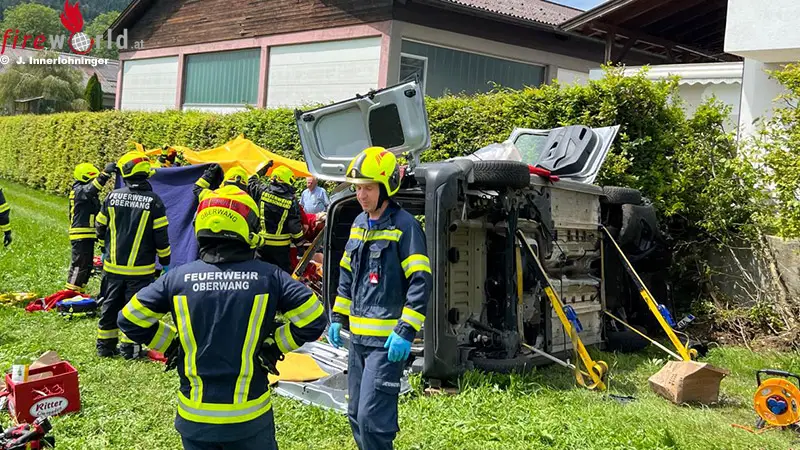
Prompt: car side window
<box><xmin>513</xmin><ymin>133</ymin><xmax>548</xmax><ymax>165</ymax></box>
<box><xmin>369</xmin><ymin>104</ymin><xmax>405</xmax><ymax>149</ymax></box>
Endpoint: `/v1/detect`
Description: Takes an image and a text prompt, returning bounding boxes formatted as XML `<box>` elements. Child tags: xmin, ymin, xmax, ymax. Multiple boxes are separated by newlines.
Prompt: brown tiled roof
<box><xmin>440</xmin><ymin>0</ymin><xmax>583</xmax><ymax>25</ymax></box>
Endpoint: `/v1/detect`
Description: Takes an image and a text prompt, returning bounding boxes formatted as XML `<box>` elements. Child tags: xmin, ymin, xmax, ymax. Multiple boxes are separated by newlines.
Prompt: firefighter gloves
<box><xmin>384</xmin><ymin>331</ymin><xmax>412</xmax><ymax>362</ymax></box>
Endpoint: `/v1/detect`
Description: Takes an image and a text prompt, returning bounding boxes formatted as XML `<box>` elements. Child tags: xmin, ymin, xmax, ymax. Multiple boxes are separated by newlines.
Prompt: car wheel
<box><xmin>471</xmin><ymin>161</ymin><xmax>531</xmax><ymax>190</ymax></box>
<box><xmin>601</xmin><ymin>186</ymin><xmax>642</xmax><ymax>205</ymax></box>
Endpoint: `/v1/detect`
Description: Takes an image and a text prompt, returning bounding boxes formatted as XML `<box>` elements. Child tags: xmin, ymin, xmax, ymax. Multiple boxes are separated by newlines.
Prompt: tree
<box><xmin>85</xmin><ymin>10</ymin><xmax>120</xmax><ymax>59</ymax></box>
<box><xmin>84</xmin><ymin>73</ymin><xmax>102</xmax><ymax>111</ymax></box>
<box><xmin>0</xmin><ymin>3</ymin><xmax>61</xmax><ymax>40</ymax></box>
<box><xmin>0</xmin><ymin>51</ymin><xmax>88</xmax><ymax>113</ymax></box>
<box><xmin>0</xmin><ymin>0</ymin><xmax>130</xmax><ymax>22</ymax></box>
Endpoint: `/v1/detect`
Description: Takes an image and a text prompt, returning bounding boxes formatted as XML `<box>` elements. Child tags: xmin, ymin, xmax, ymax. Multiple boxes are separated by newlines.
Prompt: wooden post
<box><xmin>604</xmin><ymin>32</ymin><xmax>616</xmax><ymax>64</ymax></box>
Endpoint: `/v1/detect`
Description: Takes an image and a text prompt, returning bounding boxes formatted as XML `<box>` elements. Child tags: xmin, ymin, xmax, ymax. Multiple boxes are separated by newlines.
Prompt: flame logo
<box><xmin>60</xmin><ymin>0</ymin><xmax>83</xmax><ymax>33</ymax></box>
<box><xmin>60</xmin><ymin>0</ymin><xmax>94</xmax><ymax>54</ymax></box>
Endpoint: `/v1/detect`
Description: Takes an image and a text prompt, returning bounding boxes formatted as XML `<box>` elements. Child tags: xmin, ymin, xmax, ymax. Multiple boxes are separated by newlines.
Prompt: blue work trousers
<box><xmin>347</xmin><ymin>342</ymin><xmax>404</xmax><ymax>450</ymax></box>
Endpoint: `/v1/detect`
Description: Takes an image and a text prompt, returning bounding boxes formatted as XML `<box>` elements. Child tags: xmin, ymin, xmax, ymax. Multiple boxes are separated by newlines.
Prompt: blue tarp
<box><xmin>115</xmin><ymin>164</ymin><xmax>209</xmax><ymax>269</ymax></box>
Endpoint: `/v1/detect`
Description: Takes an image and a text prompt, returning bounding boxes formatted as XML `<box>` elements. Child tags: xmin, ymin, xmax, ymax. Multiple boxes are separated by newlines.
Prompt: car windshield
<box><xmin>513</xmin><ymin>132</ymin><xmax>549</xmax><ymax>165</ymax></box>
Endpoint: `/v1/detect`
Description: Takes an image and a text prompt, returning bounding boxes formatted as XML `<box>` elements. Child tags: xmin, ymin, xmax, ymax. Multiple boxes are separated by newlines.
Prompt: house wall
<box><xmin>389</xmin><ymin>21</ymin><xmax>598</xmax><ymax>92</ymax></box>
<box><xmin>119</xmin><ymin>56</ymin><xmax>179</xmax><ymax>111</ymax></box>
<box><xmin>126</xmin><ymin>0</ymin><xmax>392</xmax><ymax>50</ymax></box>
<box><xmin>725</xmin><ymin>0</ymin><xmax>800</xmax><ymax>62</ymax></box>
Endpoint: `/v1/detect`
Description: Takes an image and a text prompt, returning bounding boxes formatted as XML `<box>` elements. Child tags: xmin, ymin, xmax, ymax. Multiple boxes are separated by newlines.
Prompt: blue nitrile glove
<box><xmin>328</xmin><ymin>323</ymin><xmax>342</xmax><ymax>348</ymax></box>
<box><xmin>384</xmin><ymin>331</ymin><xmax>412</xmax><ymax>362</ymax></box>
<box><xmin>162</xmin><ymin>265</ymin><xmax>170</xmax><ymax>273</ymax></box>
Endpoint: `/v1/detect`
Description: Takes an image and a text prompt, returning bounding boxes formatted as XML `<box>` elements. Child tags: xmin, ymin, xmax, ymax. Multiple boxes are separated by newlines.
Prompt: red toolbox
<box><xmin>4</xmin><ymin>361</ymin><xmax>81</xmax><ymax>424</ymax></box>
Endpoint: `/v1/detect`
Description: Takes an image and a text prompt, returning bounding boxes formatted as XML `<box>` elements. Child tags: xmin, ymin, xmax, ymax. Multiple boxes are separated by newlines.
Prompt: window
<box><xmin>400</xmin><ymin>53</ymin><xmax>427</xmax><ymax>94</ymax></box>
<box><xmin>400</xmin><ymin>40</ymin><xmax>545</xmax><ymax>98</ymax></box>
<box><xmin>513</xmin><ymin>132</ymin><xmax>549</xmax><ymax>165</ymax></box>
<box><xmin>183</xmin><ymin>48</ymin><xmax>260</xmax><ymax>106</ymax></box>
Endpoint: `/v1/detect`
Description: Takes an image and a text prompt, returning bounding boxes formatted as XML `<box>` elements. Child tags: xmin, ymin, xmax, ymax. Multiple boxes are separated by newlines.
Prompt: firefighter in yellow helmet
<box><xmin>118</xmin><ymin>185</ymin><xmax>325</xmax><ymax>450</ymax></box>
<box><xmin>95</xmin><ymin>151</ymin><xmax>171</xmax><ymax>359</ymax></box>
<box><xmin>246</xmin><ymin>163</ymin><xmax>304</xmax><ymax>273</ymax></box>
<box><xmin>65</xmin><ymin>161</ymin><xmax>116</xmax><ymax>293</ymax></box>
<box><xmin>192</xmin><ymin>164</ymin><xmax>250</xmax><ymax>201</ymax></box>
<box><xmin>328</xmin><ymin>146</ymin><xmax>432</xmax><ymax>450</ymax></box>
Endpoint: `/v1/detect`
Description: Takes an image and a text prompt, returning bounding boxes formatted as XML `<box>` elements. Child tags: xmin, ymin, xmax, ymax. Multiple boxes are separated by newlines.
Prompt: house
<box><xmin>110</xmin><ymin>0</ymin><xmax>697</xmax><ymax>113</ymax></box>
<box><xmin>0</xmin><ymin>47</ymin><xmax>119</xmax><ymax>113</ymax></box>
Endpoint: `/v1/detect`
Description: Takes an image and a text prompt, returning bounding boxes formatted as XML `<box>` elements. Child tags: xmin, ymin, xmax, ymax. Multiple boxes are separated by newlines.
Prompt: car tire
<box><xmin>471</xmin><ymin>355</ymin><xmax>538</xmax><ymax>374</ymax></box>
<box><xmin>601</xmin><ymin>186</ymin><xmax>642</xmax><ymax>205</ymax></box>
<box><xmin>471</xmin><ymin>161</ymin><xmax>530</xmax><ymax>190</ymax></box>
<box><xmin>619</xmin><ymin>204</ymin><xmax>660</xmax><ymax>248</ymax></box>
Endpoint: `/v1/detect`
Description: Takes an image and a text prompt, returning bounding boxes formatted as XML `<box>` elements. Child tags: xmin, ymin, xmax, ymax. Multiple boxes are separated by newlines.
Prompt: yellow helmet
<box><xmin>117</xmin><ymin>151</ymin><xmax>153</xmax><ymax>179</ymax></box>
<box><xmin>195</xmin><ymin>185</ymin><xmax>260</xmax><ymax>246</ymax></box>
<box><xmin>73</xmin><ymin>163</ymin><xmax>100</xmax><ymax>183</ymax></box>
<box><xmin>271</xmin><ymin>165</ymin><xmax>295</xmax><ymax>185</ymax></box>
<box><xmin>223</xmin><ymin>166</ymin><xmax>249</xmax><ymax>188</ymax></box>
<box><xmin>345</xmin><ymin>146</ymin><xmax>401</xmax><ymax>196</ymax></box>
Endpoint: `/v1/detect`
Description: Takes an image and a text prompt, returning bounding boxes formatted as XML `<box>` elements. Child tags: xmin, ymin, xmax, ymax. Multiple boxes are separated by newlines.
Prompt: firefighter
<box><xmin>192</xmin><ymin>164</ymin><xmax>249</xmax><ymax>200</ymax></box>
<box><xmin>247</xmin><ymin>164</ymin><xmax>304</xmax><ymax>273</ymax></box>
<box><xmin>327</xmin><ymin>147</ymin><xmax>432</xmax><ymax>450</ymax></box>
<box><xmin>117</xmin><ymin>185</ymin><xmax>326</xmax><ymax>450</ymax></box>
<box><xmin>95</xmin><ymin>151</ymin><xmax>171</xmax><ymax>359</ymax></box>
<box><xmin>65</xmin><ymin>162</ymin><xmax>116</xmax><ymax>293</ymax></box>
<box><xmin>0</xmin><ymin>186</ymin><xmax>10</xmax><ymax>247</ymax></box>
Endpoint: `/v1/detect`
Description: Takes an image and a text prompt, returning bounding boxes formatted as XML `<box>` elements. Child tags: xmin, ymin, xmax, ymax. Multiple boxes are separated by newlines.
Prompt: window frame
<box><xmin>399</xmin><ymin>52</ymin><xmax>428</xmax><ymax>96</ymax></box>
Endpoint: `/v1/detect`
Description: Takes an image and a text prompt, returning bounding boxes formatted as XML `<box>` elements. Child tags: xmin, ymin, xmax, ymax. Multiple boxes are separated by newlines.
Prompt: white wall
<box><xmin>266</xmin><ymin>37</ymin><xmax>381</xmax><ymax>108</ymax></box>
<box><xmin>555</xmin><ymin>68</ymin><xmax>589</xmax><ymax>86</ymax></box>
<box><xmin>119</xmin><ymin>56</ymin><xmax>178</xmax><ymax>111</ymax></box>
<box><xmin>737</xmin><ymin>58</ymin><xmax>787</xmax><ymax>139</ymax></box>
<box><xmin>390</xmin><ymin>21</ymin><xmax>597</xmax><ymax>86</ymax></box>
<box><xmin>725</xmin><ymin>0</ymin><xmax>800</xmax><ymax>62</ymax></box>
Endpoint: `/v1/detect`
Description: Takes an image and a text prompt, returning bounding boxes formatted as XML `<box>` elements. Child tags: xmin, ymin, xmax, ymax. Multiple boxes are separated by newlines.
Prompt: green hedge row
<box><xmin>0</xmin><ymin>66</ymin><xmax>690</xmax><ymax>205</ymax></box>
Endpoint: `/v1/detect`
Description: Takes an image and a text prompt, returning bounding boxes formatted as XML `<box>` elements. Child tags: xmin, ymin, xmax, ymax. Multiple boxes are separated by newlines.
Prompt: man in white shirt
<box><xmin>300</xmin><ymin>177</ymin><xmax>330</xmax><ymax>214</ymax></box>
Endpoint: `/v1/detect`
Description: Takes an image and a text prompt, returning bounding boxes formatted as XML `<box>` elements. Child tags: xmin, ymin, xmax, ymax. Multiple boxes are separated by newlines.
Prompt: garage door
<box><xmin>267</xmin><ymin>37</ymin><xmax>381</xmax><ymax>108</ymax></box>
<box><xmin>120</xmin><ymin>56</ymin><xmax>179</xmax><ymax>111</ymax></box>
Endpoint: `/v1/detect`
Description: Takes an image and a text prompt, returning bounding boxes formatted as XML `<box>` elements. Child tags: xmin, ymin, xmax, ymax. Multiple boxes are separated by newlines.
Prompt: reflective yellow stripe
<box><xmin>401</xmin><ymin>307</ymin><xmax>426</xmax><ymax>331</ymax></box>
<box><xmin>69</xmin><ymin>233</ymin><xmax>95</xmax><ymax>241</ymax></box>
<box><xmin>153</xmin><ymin>216</ymin><xmax>169</xmax><ymax>229</ymax></box>
<box><xmin>0</xmin><ymin>203</ymin><xmax>9</xmax><ymax>213</ymax></box>
<box><xmin>401</xmin><ymin>254</ymin><xmax>432</xmax><ymax>278</ymax></box>
<box><xmin>350</xmin><ymin>316</ymin><xmax>396</xmax><ymax>337</ymax></box>
<box><xmin>350</xmin><ymin>227</ymin><xmax>366</xmax><ymax>241</ymax></box>
<box><xmin>96</xmin><ymin>212</ymin><xmax>107</xmax><ymax>225</ymax></box>
<box><xmin>174</xmin><ymin>295</ymin><xmax>203</xmax><ymax>403</ymax></box>
<box><xmin>291</xmin><ymin>230</ymin><xmax>304</xmax><ymax>240</ymax></box>
<box><xmin>340</xmin><ymin>254</ymin><xmax>351</xmax><ymax>271</ymax></box>
<box><xmin>177</xmin><ymin>390</ymin><xmax>272</xmax><ymax>425</ymax></box>
<box><xmin>157</xmin><ymin>246</ymin><xmax>171</xmax><ymax>258</ymax></box>
<box><xmin>367</xmin><ymin>229</ymin><xmax>403</xmax><ymax>242</ymax></box>
<box><xmin>275</xmin><ymin>324</ymin><xmax>299</xmax><ymax>353</ymax></box>
<box><xmin>103</xmin><ymin>261</ymin><xmax>156</xmax><ymax>276</ymax></box>
<box><xmin>121</xmin><ymin>295</ymin><xmax>161</xmax><ymax>329</ymax></box>
<box><xmin>235</xmin><ymin>294</ymin><xmax>269</xmax><ymax>404</ymax></box>
<box><xmin>262</xmin><ymin>237</ymin><xmax>291</xmax><ymax>246</ymax></box>
<box><xmin>65</xmin><ymin>283</ymin><xmax>83</xmax><ymax>292</ymax></box>
<box><xmin>148</xmin><ymin>321</ymin><xmax>176</xmax><ymax>353</ymax></box>
<box><xmin>128</xmin><ymin>210</ymin><xmax>150</xmax><ymax>266</ymax></box>
<box><xmin>97</xmin><ymin>328</ymin><xmax>118</xmax><ymax>339</ymax></box>
<box><xmin>92</xmin><ymin>178</ymin><xmax>103</xmax><ymax>190</ymax></box>
<box><xmin>69</xmin><ymin>227</ymin><xmax>95</xmax><ymax>234</ymax></box>
<box><xmin>284</xmin><ymin>294</ymin><xmax>323</xmax><ymax>328</ymax></box>
<box><xmin>119</xmin><ymin>333</ymin><xmax>135</xmax><ymax>344</ymax></box>
<box><xmin>275</xmin><ymin>209</ymin><xmax>289</xmax><ymax>240</ymax></box>
<box><xmin>108</xmin><ymin>207</ymin><xmax>117</xmax><ymax>264</ymax></box>
<box><xmin>196</xmin><ymin>178</ymin><xmax>210</xmax><ymax>189</ymax></box>
<box><xmin>333</xmin><ymin>296</ymin><xmax>351</xmax><ymax>316</ymax></box>
<box><xmin>0</xmin><ymin>224</ymin><xmax>9</xmax><ymax>232</ymax></box>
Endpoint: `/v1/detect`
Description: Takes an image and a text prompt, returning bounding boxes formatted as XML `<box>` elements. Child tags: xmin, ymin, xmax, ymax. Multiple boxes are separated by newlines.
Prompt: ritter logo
<box><xmin>60</xmin><ymin>0</ymin><xmax>93</xmax><ymax>54</ymax></box>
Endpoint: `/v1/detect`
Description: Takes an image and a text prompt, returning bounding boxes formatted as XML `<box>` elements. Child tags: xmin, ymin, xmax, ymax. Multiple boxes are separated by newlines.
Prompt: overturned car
<box><xmin>291</xmin><ymin>80</ymin><xmax>668</xmax><ymax>389</ymax></box>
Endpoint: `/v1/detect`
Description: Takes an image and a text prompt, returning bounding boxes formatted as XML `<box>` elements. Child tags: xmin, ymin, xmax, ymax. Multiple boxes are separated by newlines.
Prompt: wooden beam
<box><xmin>592</xmin><ymin>21</ymin><xmax>725</xmax><ymax>62</ymax></box>
<box><xmin>612</xmin><ymin>0</ymin><xmax>675</xmax><ymax>26</ymax></box>
<box><xmin>628</xmin><ymin>0</ymin><xmax>706</xmax><ymax>29</ymax></box>
<box><xmin>651</xmin><ymin>0</ymin><xmax>725</xmax><ymax>35</ymax></box>
<box><xmin>604</xmin><ymin>31</ymin><xmax>616</xmax><ymax>63</ymax></box>
<box><xmin>674</xmin><ymin>17</ymin><xmax>726</xmax><ymax>43</ymax></box>
<box><xmin>612</xmin><ymin>36</ymin><xmax>637</xmax><ymax>64</ymax></box>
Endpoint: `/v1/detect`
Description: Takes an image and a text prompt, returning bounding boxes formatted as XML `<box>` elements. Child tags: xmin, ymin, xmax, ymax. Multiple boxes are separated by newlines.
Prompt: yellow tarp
<box><xmin>267</xmin><ymin>352</ymin><xmax>329</xmax><ymax>386</ymax></box>
<box><xmin>136</xmin><ymin>134</ymin><xmax>311</xmax><ymax>178</ymax></box>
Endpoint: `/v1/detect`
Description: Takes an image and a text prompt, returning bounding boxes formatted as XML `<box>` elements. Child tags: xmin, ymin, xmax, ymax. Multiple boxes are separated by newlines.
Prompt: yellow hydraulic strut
<box><xmin>515</xmin><ymin>229</ymin><xmax>608</xmax><ymax>391</ymax></box>
<box><xmin>600</xmin><ymin>226</ymin><xmax>696</xmax><ymax>361</ymax></box>
<box><xmin>291</xmin><ymin>230</ymin><xmax>325</xmax><ymax>281</ymax></box>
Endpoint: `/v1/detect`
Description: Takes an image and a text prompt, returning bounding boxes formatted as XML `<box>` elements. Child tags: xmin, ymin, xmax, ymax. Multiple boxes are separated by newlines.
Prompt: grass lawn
<box><xmin>1</xmin><ymin>180</ymin><xmax>799</xmax><ymax>450</ymax></box>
